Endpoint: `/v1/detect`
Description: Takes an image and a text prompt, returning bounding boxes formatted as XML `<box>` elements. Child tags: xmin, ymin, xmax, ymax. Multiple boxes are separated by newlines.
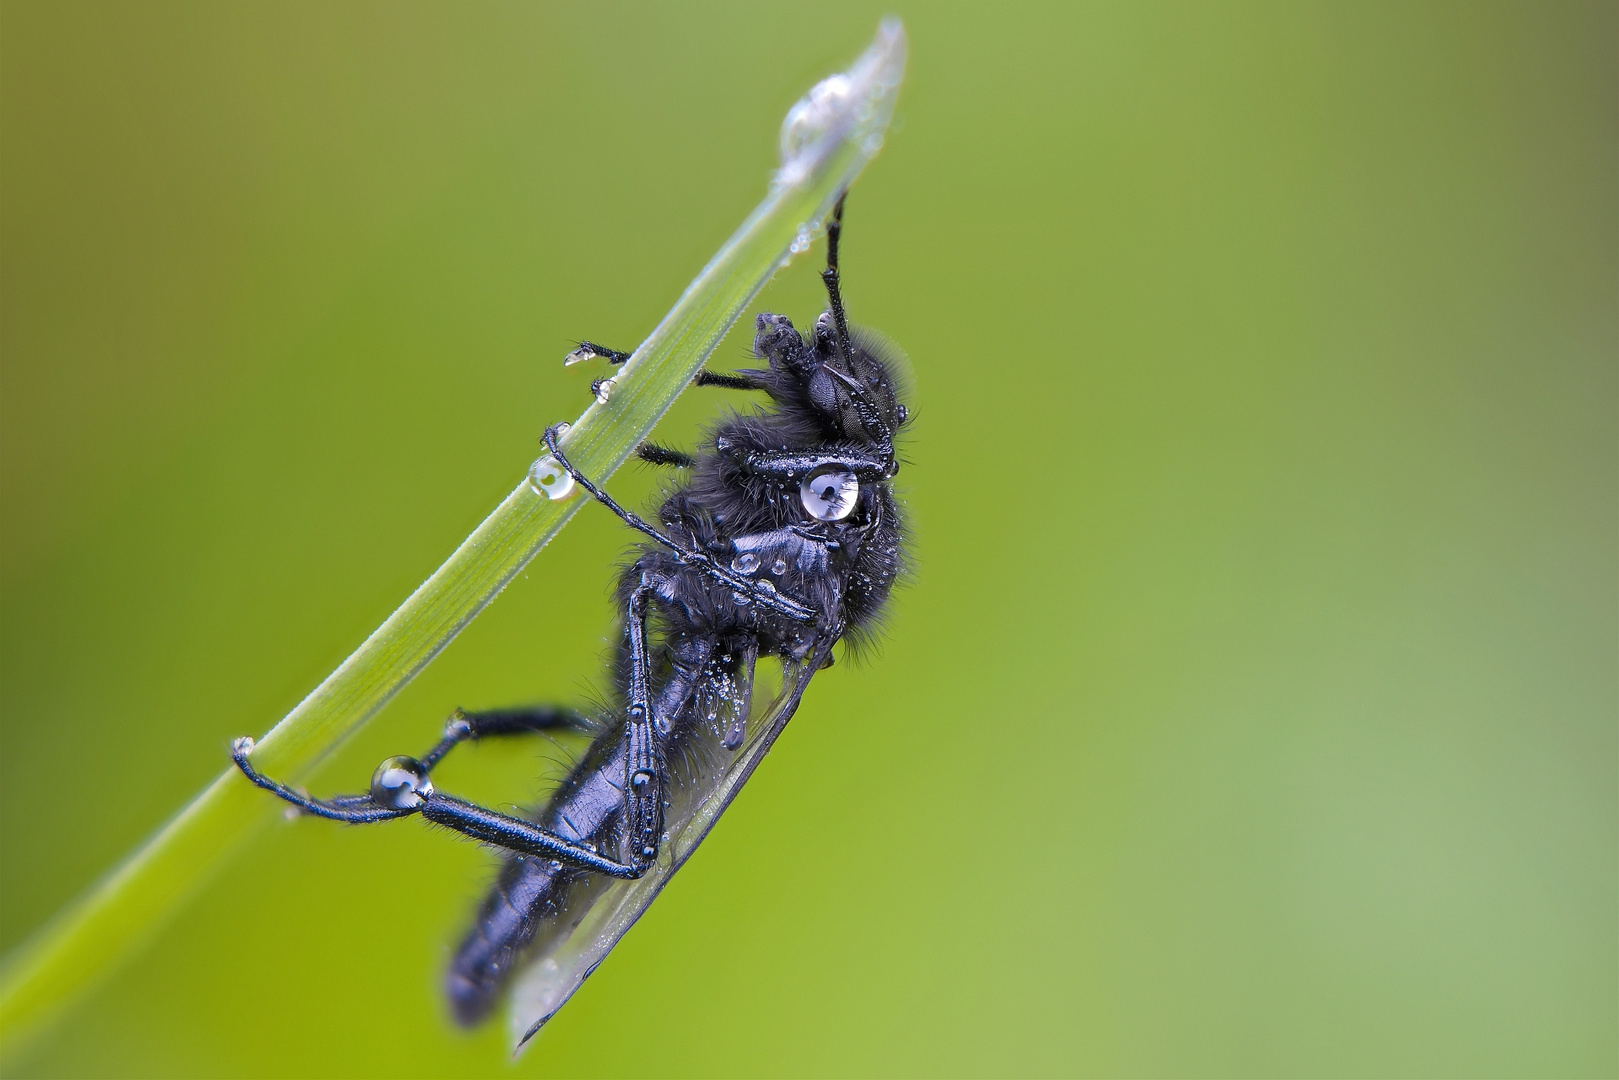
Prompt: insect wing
<box><xmin>507</xmin><ymin>639</ymin><xmax>832</xmax><ymax>1051</ymax></box>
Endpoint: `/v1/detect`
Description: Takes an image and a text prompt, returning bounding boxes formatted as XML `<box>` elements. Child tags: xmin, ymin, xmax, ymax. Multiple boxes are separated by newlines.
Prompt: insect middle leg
<box><xmin>542</xmin><ymin>427</ymin><xmax>816</xmax><ymax>622</ymax></box>
<box><xmin>418</xmin><ymin>705</ymin><xmax>594</xmax><ymax>770</ymax></box>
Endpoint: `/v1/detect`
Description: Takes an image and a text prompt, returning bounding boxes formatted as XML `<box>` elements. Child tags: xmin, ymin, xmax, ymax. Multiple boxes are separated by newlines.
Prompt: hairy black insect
<box><xmin>232</xmin><ymin>194</ymin><xmax>908</xmax><ymax>1043</ymax></box>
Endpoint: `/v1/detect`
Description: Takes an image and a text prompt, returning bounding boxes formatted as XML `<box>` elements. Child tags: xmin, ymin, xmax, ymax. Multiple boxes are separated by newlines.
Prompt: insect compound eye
<box><xmin>799</xmin><ymin>467</ymin><xmax>859</xmax><ymax>522</ymax></box>
<box><xmin>370</xmin><ymin>756</ymin><xmax>434</xmax><ymax>810</ymax></box>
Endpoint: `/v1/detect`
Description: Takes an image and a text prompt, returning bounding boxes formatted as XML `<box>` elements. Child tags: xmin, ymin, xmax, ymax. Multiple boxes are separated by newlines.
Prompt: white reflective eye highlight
<box><xmin>799</xmin><ymin>468</ymin><xmax>859</xmax><ymax>521</ymax></box>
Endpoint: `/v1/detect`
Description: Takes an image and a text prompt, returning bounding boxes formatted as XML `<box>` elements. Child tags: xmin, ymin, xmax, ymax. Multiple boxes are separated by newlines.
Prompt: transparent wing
<box><xmin>507</xmin><ymin>634</ymin><xmax>836</xmax><ymax>1052</ymax></box>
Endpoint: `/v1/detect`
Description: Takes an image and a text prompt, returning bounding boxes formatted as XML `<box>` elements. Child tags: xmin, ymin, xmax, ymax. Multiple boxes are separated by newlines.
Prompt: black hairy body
<box><xmin>451</xmin><ymin>309</ymin><xmax>908</xmax><ymax>1022</ymax></box>
<box><xmin>232</xmin><ymin>195</ymin><xmax>908</xmax><ymax>1038</ymax></box>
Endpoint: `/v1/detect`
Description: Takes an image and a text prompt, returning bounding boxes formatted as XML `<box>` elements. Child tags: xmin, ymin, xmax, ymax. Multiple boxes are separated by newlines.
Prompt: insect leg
<box><xmin>231</xmin><ymin>740</ymin><xmax>411</xmax><ymax>823</ymax></box>
<box><xmin>563</xmin><ymin>341</ymin><xmax>632</xmax><ymax>366</ymax></box>
<box><xmin>562</xmin><ymin>342</ymin><xmax>760</xmax><ymax>391</ymax></box>
<box><xmin>620</xmin><ymin>574</ymin><xmax>666</xmax><ymax>871</ymax></box>
<box><xmin>542</xmin><ymin>427</ymin><xmax>817</xmax><ymax>623</ymax></box>
<box><xmin>230</xmin><ymin>737</ymin><xmax>649</xmax><ymax>879</ymax></box>
<box><xmin>693</xmin><ymin>370</ymin><xmax>766</xmax><ymax>391</ymax></box>
<box><xmin>820</xmin><ymin>193</ymin><xmax>852</xmax><ymax>358</ymax></box>
<box><xmin>634</xmin><ymin>443</ymin><xmax>695</xmax><ymax>468</ymax></box>
<box><xmin>418</xmin><ymin>705</ymin><xmax>594</xmax><ymax>770</ymax></box>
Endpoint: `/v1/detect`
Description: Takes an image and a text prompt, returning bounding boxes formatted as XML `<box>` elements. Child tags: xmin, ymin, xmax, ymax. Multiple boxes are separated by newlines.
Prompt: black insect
<box><xmin>231</xmin><ymin>194</ymin><xmax>907</xmax><ymax>1045</ymax></box>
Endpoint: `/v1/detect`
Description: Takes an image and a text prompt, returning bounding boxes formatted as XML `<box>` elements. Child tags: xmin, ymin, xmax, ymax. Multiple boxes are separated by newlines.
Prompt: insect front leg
<box><xmin>820</xmin><ymin>193</ymin><xmax>852</xmax><ymax>356</ymax></box>
<box><xmin>565</xmin><ymin>340</ymin><xmax>759</xmax><ymax>403</ymax></box>
<box><xmin>562</xmin><ymin>339</ymin><xmax>764</xmax><ymax>391</ymax></box>
<box><xmin>563</xmin><ymin>341</ymin><xmax>633</xmax><ymax>366</ymax></box>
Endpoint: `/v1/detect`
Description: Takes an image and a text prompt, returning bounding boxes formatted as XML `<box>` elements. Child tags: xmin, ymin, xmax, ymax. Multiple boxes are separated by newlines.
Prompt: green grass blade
<box><xmin>0</xmin><ymin>19</ymin><xmax>905</xmax><ymax>1056</ymax></box>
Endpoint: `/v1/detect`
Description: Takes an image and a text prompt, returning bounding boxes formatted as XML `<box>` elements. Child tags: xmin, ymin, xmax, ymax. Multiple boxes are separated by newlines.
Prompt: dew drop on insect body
<box><xmin>771</xmin><ymin>557</ymin><xmax>788</xmax><ymax>576</ymax></box>
<box><xmin>731</xmin><ymin>552</ymin><xmax>761</xmax><ymax>574</ymax></box>
<box><xmin>800</xmin><ymin>467</ymin><xmax>859</xmax><ymax>521</ymax></box>
<box><xmin>371</xmin><ymin>756</ymin><xmax>434</xmax><ymax>809</ymax></box>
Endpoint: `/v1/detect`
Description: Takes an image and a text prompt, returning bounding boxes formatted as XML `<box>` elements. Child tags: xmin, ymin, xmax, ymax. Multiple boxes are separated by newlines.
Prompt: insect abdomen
<box><xmin>448</xmin><ymin>856</ymin><xmax>582</xmax><ymax>1025</ymax></box>
<box><xmin>446</xmin><ymin>635</ymin><xmax>710</xmax><ymax>1024</ymax></box>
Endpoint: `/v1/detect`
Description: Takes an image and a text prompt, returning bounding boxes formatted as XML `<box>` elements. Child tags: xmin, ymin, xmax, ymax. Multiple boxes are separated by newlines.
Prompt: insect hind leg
<box><xmin>230</xmin><ymin>708</ymin><xmax>650</xmax><ymax>879</ymax></box>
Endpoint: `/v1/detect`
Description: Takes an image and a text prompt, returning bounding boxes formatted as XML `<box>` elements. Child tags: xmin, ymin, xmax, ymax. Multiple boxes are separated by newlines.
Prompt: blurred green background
<box><xmin>2</xmin><ymin>2</ymin><xmax>1613</xmax><ymax>1076</ymax></box>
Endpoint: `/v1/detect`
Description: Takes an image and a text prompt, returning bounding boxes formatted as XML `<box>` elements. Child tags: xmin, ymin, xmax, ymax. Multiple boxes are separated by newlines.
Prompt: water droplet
<box><xmin>789</xmin><ymin>228</ymin><xmax>813</xmax><ymax>255</ymax></box>
<box><xmin>776</xmin><ymin>20</ymin><xmax>906</xmax><ymax>186</ymax></box>
<box><xmin>731</xmin><ymin>551</ymin><xmax>761</xmax><ymax>574</ymax></box>
<box><xmin>800</xmin><ymin>467</ymin><xmax>860</xmax><ymax>521</ymax></box>
<box><xmin>231</xmin><ymin>736</ymin><xmax>255</xmax><ymax>756</ymax></box>
<box><xmin>770</xmin><ymin>558</ymin><xmax>788</xmax><ymax>576</ymax></box>
<box><xmin>528</xmin><ymin>455</ymin><xmax>575</xmax><ymax>500</ymax></box>
<box><xmin>370</xmin><ymin>756</ymin><xmax>433</xmax><ymax>809</ymax></box>
<box><xmin>731</xmin><ymin>591</ymin><xmax>751</xmax><ymax>606</ymax></box>
<box><xmin>630</xmin><ymin>770</ymin><xmax>653</xmax><ymax>790</ymax></box>
<box><xmin>722</xmin><ymin>718</ymin><xmax>746</xmax><ymax>750</ymax></box>
<box><xmin>591</xmin><ymin>377</ymin><xmax>616</xmax><ymax>404</ymax></box>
